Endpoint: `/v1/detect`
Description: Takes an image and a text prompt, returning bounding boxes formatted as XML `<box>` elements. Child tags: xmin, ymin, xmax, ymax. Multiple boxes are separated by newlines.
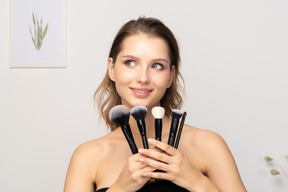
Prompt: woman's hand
<box><xmin>137</xmin><ymin>138</ymin><xmax>219</xmax><ymax>191</ymax></box>
<box><xmin>107</xmin><ymin>152</ymin><xmax>155</xmax><ymax>192</ymax></box>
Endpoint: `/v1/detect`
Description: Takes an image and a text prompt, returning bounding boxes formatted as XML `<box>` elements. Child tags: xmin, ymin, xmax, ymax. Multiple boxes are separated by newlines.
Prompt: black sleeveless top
<box><xmin>95</xmin><ymin>180</ymin><xmax>189</xmax><ymax>192</ymax></box>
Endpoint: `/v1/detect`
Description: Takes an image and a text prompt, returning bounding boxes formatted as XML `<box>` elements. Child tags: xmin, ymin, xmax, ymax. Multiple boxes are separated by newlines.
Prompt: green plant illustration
<box><xmin>29</xmin><ymin>12</ymin><xmax>48</xmax><ymax>51</ymax></box>
<box><xmin>264</xmin><ymin>155</ymin><xmax>288</xmax><ymax>180</ymax></box>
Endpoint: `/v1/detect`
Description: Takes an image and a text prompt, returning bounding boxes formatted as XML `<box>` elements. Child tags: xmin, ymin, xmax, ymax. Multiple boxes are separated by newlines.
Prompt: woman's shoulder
<box><xmin>181</xmin><ymin>124</ymin><xmax>225</xmax><ymax>147</ymax></box>
<box><xmin>179</xmin><ymin>125</ymin><xmax>227</xmax><ymax>157</ymax></box>
<box><xmin>72</xmin><ymin>128</ymin><xmax>123</xmax><ymax>159</ymax></box>
<box><xmin>67</xmin><ymin>129</ymin><xmax>124</xmax><ymax>178</ymax></box>
<box><xmin>180</xmin><ymin>124</ymin><xmax>233</xmax><ymax>170</ymax></box>
<box><xmin>64</xmin><ymin>129</ymin><xmax>126</xmax><ymax>190</ymax></box>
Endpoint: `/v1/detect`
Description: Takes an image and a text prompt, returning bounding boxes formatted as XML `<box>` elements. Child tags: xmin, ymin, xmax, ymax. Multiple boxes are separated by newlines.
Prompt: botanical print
<box><xmin>29</xmin><ymin>12</ymin><xmax>48</xmax><ymax>51</ymax></box>
<box><xmin>10</xmin><ymin>0</ymin><xmax>66</xmax><ymax>68</ymax></box>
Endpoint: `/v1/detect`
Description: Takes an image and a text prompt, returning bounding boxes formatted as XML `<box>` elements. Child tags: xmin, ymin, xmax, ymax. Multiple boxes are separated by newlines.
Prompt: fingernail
<box><xmin>148</xmin><ymin>138</ymin><xmax>154</xmax><ymax>142</ymax></box>
<box><xmin>139</xmin><ymin>149</ymin><xmax>144</xmax><ymax>153</ymax></box>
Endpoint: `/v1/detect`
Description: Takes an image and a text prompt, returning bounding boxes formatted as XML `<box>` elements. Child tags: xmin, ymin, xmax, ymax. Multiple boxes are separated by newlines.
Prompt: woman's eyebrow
<box><xmin>151</xmin><ymin>58</ymin><xmax>169</xmax><ymax>64</ymax></box>
<box><xmin>121</xmin><ymin>55</ymin><xmax>169</xmax><ymax>64</ymax></box>
<box><xmin>120</xmin><ymin>55</ymin><xmax>138</xmax><ymax>60</ymax></box>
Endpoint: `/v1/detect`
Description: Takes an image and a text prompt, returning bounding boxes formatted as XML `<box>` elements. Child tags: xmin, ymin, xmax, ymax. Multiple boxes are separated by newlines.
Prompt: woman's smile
<box><xmin>130</xmin><ymin>87</ymin><xmax>153</xmax><ymax>98</ymax></box>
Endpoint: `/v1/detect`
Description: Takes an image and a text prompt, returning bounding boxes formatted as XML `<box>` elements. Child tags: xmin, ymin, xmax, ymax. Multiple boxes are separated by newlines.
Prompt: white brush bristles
<box><xmin>152</xmin><ymin>106</ymin><xmax>165</xmax><ymax>119</ymax></box>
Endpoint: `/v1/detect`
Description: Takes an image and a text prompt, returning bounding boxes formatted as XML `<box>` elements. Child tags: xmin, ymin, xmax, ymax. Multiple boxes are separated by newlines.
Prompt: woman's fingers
<box><xmin>148</xmin><ymin>138</ymin><xmax>178</xmax><ymax>156</ymax></box>
<box><xmin>129</xmin><ymin>153</ymin><xmax>155</xmax><ymax>171</ymax></box>
<box><xmin>137</xmin><ymin>139</ymin><xmax>192</xmax><ymax>181</ymax></box>
<box><xmin>139</xmin><ymin>154</ymin><xmax>168</xmax><ymax>170</ymax></box>
<box><xmin>114</xmin><ymin>153</ymin><xmax>157</xmax><ymax>191</ymax></box>
<box><xmin>138</xmin><ymin>139</ymin><xmax>181</xmax><ymax>165</ymax></box>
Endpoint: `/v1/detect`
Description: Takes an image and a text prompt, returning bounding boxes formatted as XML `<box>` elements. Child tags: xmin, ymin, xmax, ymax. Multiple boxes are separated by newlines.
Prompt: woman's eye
<box><xmin>124</xmin><ymin>60</ymin><xmax>136</xmax><ymax>66</ymax></box>
<box><xmin>152</xmin><ymin>63</ymin><xmax>163</xmax><ymax>69</ymax></box>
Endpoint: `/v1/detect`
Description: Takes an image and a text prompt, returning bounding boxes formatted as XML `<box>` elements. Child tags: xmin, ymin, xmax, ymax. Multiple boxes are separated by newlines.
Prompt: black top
<box><xmin>95</xmin><ymin>180</ymin><xmax>189</xmax><ymax>192</ymax></box>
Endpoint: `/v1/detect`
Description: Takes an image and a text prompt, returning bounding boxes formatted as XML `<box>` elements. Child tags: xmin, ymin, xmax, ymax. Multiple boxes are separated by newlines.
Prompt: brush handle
<box><xmin>174</xmin><ymin>113</ymin><xmax>186</xmax><ymax>149</ymax></box>
<box><xmin>136</xmin><ymin>119</ymin><xmax>149</xmax><ymax>149</ymax></box>
<box><xmin>167</xmin><ymin>118</ymin><xmax>180</xmax><ymax>146</ymax></box>
<box><xmin>154</xmin><ymin>119</ymin><xmax>162</xmax><ymax>141</ymax></box>
<box><xmin>121</xmin><ymin>124</ymin><xmax>138</xmax><ymax>154</ymax></box>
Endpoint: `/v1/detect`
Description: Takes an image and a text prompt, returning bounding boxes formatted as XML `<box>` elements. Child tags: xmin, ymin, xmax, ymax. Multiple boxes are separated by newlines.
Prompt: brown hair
<box><xmin>94</xmin><ymin>16</ymin><xmax>185</xmax><ymax>131</ymax></box>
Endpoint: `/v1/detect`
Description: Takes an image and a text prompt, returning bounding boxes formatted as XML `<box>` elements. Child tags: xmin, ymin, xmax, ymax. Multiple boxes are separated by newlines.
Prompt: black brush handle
<box><xmin>167</xmin><ymin>118</ymin><xmax>180</xmax><ymax>146</ymax></box>
<box><xmin>137</xmin><ymin>119</ymin><xmax>149</xmax><ymax>149</ymax></box>
<box><xmin>121</xmin><ymin>124</ymin><xmax>138</xmax><ymax>154</ymax></box>
<box><xmin>174</xmin><ymin>113</ymin><xmax>186</xmax><ymax>149</ymax></box>
<box><xmin>154</xmin><ymin>119</ymin><xmax>162</xmax><ymax>141</ymax></box>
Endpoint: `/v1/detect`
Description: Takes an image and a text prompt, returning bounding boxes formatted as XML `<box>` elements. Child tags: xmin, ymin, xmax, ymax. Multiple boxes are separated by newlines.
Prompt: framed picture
<box><xmin>9</xmin><ymin>0</ymin><xmax>67</xmax><ymax>68</ymax></box>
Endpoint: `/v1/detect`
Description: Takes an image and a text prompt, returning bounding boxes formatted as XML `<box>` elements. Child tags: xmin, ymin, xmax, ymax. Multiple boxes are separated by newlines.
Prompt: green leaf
<box><xmin>37</xmin><ymin>24</ymin><xmax>41</xmax><ymax>49</ymax></box>
<box><xmin>31</xmin><ymin>37</ymin><xmax>36</xmax><ymax>48</ymax></box>
<box><xmin>29</xmin><ymin>25</ymin><xmax>32</xmax><ymax>36</ymax></box>
<box><xmin>43</xmin><ymin>23</ymin><xmax>48</xmax><ymax>39</ymax></box>
<box><xmin>32</xmin><ymin>12</ymin><xmax>35</xmax><ymax>25</ymax></box>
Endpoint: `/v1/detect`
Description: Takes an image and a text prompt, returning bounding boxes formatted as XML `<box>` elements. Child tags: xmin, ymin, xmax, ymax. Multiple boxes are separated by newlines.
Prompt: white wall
<box><xmin>1</xmin><ymin>0</ymin><xmax>288</xmax><ymax>191</ymax></box>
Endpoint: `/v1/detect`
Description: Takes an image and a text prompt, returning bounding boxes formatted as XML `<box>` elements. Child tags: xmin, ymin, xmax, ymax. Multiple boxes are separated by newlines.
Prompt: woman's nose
<box><xmin>136</xmin><ymin>67</ymin><xmax>151</xmax><ymax>84</ymax></box>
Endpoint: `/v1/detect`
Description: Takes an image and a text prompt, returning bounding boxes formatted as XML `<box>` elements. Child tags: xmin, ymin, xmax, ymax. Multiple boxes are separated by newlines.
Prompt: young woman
<box><xmin>64</xmin><ymin>17</ymin><xmax>247</xmax><ymax>192</ymax></box>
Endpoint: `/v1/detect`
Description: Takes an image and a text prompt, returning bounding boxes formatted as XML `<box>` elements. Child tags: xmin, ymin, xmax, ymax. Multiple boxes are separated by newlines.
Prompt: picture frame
<box><xmin>9</xmin><ymin>0</ymin><xmax>67</xmax><ymax>68</ymax></box>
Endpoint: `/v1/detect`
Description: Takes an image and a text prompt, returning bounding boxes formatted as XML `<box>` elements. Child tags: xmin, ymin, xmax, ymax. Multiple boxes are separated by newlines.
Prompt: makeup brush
<box><xmin>151</xmin><ymin>106</ymin><xmax>166</xmax><ymax>182</ymax></box>
<box><xmin>131</xmin><ymin>106</ymin><xmax>149</xmax><ymax>149</ymax></box>
<box><xmin>167</xmin><ymin>109</ymin><xmax>184</xmax><ymax>147</ymax></box>
<box><xmin>151</xmin><ymin>106</ymin><xmax>165</xmax><ymax>141</ymax></box>
<box><xmin>109</xmin><ymin>105</ymin><xmax>138</xmax><ymax>154</ymax></box>
<box><xmin>174</xmin><ymin>111</ymin><xmax>187</xmax><ymax>149</ymax></box>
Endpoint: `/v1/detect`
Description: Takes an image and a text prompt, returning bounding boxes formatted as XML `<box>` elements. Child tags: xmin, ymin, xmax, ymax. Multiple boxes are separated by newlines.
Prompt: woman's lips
<box><xmin>130</xmin><ymin>88</ymin><xmax>152</xmax><ymax>97</ymax></box>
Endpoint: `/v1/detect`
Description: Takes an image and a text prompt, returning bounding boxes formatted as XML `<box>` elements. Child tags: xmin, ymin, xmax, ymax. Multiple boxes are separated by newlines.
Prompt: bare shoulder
<box><xmin>70</xmin><ymin>129</ymin><xmax>123</xmax><ymax>167</ymax></box>
<box><xmin>70</xmin><ymin>138</ymin><xmax>104</xmax><ymax>166</ymax></box>
<box><xmin>179</xmin><ymin>125</ymin><xmax>234</xmax><ymax>173</ymax></box>
<box><xmin>64</xmin><ymin>129</ymin><xmax>124</xmax><ymax>192</ymax></box>
<box><xmin>180</xmin><ymin>125</ymin><xmax>247</xmax><ymax>191</ymax></box>
<box><xmin>180</xmin><ymin>125</ymin><xmax>227</xmax><ymax>152</ymax></box>
<box><xmin>73</xmin><ymin>135</ymin><xmax>112</xmax><ymax>156</ymax></box>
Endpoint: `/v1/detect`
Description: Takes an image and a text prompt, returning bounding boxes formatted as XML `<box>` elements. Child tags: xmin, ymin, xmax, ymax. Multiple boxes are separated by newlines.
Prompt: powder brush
<box><xmin>109</xmin><ymin>105</ymin><xmax>138</xmax><ymax>154</ymax></box>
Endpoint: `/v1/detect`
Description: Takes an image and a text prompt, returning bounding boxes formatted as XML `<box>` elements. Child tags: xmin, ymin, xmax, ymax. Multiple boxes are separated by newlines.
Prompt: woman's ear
<box><xmin>167</xmin><ymin>65</ymin><xmax>175</xmax><ymax>88</ymax></box>
<box><xmin>107</xmin><ymin>57</ymin><xmax>115</xmax><ymax>82</ymax></box>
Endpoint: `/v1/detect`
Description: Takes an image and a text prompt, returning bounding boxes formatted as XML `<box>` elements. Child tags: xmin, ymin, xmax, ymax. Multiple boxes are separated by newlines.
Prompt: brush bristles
<box><xmin>131</xmin><ymin>106</ymin><xmax>147</xmax><ymax>120</ymax></box>
<box><xmin>109</xmin><ymin>105</ymin><xmax>130</xmax><ymax>126</ymax></box>
<box><xmin>172</xmin><ymin>109</ymin><xmax>184</xmax><ymax>119</ymax></box>
<box><xmin>152</xmin><ymin>106</ymin><xmax>165</xmax><ymax>119</ymax></box>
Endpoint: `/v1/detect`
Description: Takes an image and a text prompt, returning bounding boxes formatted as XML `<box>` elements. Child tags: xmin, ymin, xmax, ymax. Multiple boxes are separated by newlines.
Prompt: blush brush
<box><xmin>131</xmin><ymin>106</ymin><xmax>149</xmax><ymax>149</ymax></box>
<box><xmin>151</xmin><ymin>106</ymin><xmax>165</xmax><ymax>141</ymax></box>
<box><xmin>109</xmin><ymin>105</ymin><xmax>138</xmax><ymax>154</ymax></box>
<box><xmin>167</xmin><ymin>109</ymin><xmax>184</xmax><ymax>147</ymax></box>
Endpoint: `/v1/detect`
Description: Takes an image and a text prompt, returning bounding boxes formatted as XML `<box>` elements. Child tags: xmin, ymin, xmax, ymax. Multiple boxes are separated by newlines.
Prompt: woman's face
<box><xmin>108</xmin><ymin>33</ymin><xmax>175</xmax><ymax>110</ymax></box>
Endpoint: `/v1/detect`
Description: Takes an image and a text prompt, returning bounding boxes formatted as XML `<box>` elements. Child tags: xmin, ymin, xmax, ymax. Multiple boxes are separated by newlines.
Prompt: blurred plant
<box><xmin>29</xmin><ymin>12</ymin><xmax>48</xmax><ymax>50</ymax></box>
<box><xmin>264</xmin><ymin>155</ymin><xmax>288</xmax><ymax>180</ymax></box>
